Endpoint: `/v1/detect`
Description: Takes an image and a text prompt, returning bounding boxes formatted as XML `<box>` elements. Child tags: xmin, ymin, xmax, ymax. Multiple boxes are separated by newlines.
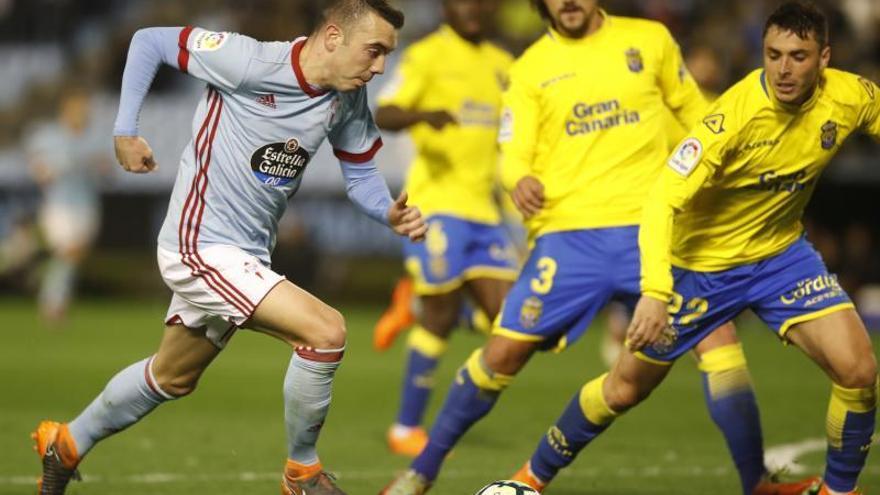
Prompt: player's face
<box><xmin>330</xmin><ymin>11</ymin><xmax>398</xmax><ymax>92</ymax></box>
<box><xmin>763</xmin><ymin>25</ymin><xmax>830</xmax><ymax>105</ymax></box>
<box><xmin>543</xmin><ymin>0</ymin><xmax>599</xmax><ymax>38</ymax></box>
<box><xmin>444</xmin><ymin>0</ymin><xmax>493</xmax><ymax>42</ymax></box>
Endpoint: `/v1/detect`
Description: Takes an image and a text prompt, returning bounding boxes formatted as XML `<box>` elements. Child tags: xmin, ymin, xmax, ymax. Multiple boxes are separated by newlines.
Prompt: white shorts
<box><xmin>157</xmin><ymin>245</ymin><xmax>286</xmax><ymax>348</ymax></box>
<box><xmin>40</xmin><ymin>204</ymin><xmax>99</xmax><ymax>252</ymax></box>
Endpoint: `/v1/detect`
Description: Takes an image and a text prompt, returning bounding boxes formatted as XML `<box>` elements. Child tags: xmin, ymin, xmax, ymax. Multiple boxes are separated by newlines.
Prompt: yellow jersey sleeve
<box><xmin>498</xmin><ymin>63</ymin><xmax>539</xmax><ymax>192</ymax></box>
<box><xmin>656</xmin><ymin>26</ymin><xmax>708</xmax><ymax>130</ymax></box>
<box><xmin>639</xmin><ymin>99</ymin><xmax>738</xmax><ymax>300</ymax></box>
<box><xmin>858</xmin><ymin>76</ymin><xmax>880</xmax><ymax>139</ymax></box>
<box><xmin>377</xmin><ymin>44</ymin><xmax>430</xmax><ymax>109</ymax></box>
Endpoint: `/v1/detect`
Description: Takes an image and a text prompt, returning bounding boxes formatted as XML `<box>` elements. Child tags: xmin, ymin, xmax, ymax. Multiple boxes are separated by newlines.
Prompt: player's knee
<box><xmin>154</xmin><ymin>371</ymin><xmax>199</xmax><ymax>398</ymax></box>
<box><xmin>835</xmin><ymin>355</ymin><xmax>878</xmax><ymax>389</ymax></box>
<box><xmin>464</xmin><ymin>349</ymin><xmax>514</xmax><ymax>393</ymax></box>
<box><xmin>604</xmin><ymin>375</ymin><xmax>652</xmax><ymax>412</ymax></box>
<box><xmin>482</xmin><ymin>336</ymin><xmax>534</xmax><ymax>375</ymax></box>
<box><xmin>308</xmin><ymin>306</ymin><xmax>347</xmax><ymax>350</ymax></box>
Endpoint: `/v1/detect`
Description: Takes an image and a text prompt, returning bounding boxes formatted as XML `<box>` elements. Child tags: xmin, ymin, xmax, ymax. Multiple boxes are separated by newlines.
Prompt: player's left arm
<box><xmin>331</xmin><ymin>89</ymin><xmax>426</xmax><ymax>241</ymax></box>
<box><xmin>857</xmin><ymin>76</ymin><xmax>880</xmax><ymax>140</ymax></box>
<box><xmin>656</xmin><ymin>25</ymin><xmax>709</xmax><ymax>129</ymax></box>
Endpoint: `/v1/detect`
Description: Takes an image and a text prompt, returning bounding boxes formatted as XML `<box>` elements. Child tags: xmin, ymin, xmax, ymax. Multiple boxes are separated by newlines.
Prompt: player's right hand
<box><xmin>421</xmin><ymin>110</ymin><xmax>457</xmax><ymax>130</ymax></box>
<box><xmin>626</xmin><ymin>295</ymin><xmax>669</xmax><ymax>352</ymax></box>
<box><xmin>114</xmin><ymin>135</ymin><xmax>157</xmax><ymax>174</ymax></box>
<box><xmin>511</xmin><ymin>175</ymin><xmax>545</xmax><ymax>218</ymax></box>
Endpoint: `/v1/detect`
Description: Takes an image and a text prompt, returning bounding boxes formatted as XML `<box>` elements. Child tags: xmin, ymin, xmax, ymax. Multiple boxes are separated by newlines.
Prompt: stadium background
<box><xmin>0</xmin><ymin>0</ymin><xmax>878</xmax><ymax>493</ymax></box>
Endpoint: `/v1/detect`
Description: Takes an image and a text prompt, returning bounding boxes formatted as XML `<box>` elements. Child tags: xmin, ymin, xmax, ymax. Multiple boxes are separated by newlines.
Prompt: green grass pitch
<box><xmin>0</xmin><ymin>298</ymin><xmax>877</xmax><ymax>494</ymax></box>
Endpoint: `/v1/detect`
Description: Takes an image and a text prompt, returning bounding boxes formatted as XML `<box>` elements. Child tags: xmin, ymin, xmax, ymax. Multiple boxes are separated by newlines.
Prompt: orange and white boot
<box><xmin>280</xmin><ymin>459</ymin><xmax>346</xmax><ymax>495</ymax></box>
<box><xmin>31</xmin><ymin>421</ymin><xmax>81</xmax><ymax>495</ymax></box>
<box><xmin>387</xmin><ymin>425</ymin><xmax>429</xmax><ymax>457</ymax></box>
<box><xmin>510</xmin><ymin>461</ymin><xmax>547</xmax><ymax>493</ymax></box>
<box><xmin>815</xmin><ymin>483</ymin><xmax>863</xmax><ymax>495</ymax></box>
<box><xmin>374</xmin><ymin>277</ymin><xmax>416</xmax><ymax>351</ymax></box>
<box><xmin>753</xmin><ymin>475</ymin><xmax>822</xmax><ymax>495</ymax></box>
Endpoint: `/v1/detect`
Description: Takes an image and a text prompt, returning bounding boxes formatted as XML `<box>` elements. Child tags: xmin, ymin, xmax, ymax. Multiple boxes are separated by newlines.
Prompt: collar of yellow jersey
<box><xmin>546</xmin><ymin>9</ymin><xmax>610</xmax><ymax>45</ymax></box>
<box><xmin>759</xmin><ymin>69</ymin><xmax>824</xmax><ymax>113</ymax></box>
<box><xmin>440</xmin><ymin>24</ymin><xmax>484</xmax><ymax>51</ymax></box>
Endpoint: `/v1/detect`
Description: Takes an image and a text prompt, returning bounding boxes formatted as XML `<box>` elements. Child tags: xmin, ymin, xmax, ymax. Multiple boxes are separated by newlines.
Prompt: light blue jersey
<box><xmin>148</xmin><ymin>28</ymin><xmax>383</xmax><ymax>265</ymax></box>
<box><xmin>26</xmin><ymin>122</ymin><xmax>103</xmax><ymax>212</ymax></box>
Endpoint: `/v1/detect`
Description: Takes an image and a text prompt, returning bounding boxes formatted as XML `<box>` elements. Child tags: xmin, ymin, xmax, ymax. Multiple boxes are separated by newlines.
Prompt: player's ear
<box><xmin>818</xmin><ymin>45</ymin><xmax>830</xmax><ymax>71</ymax></box>
<box><xmin>323</xmin><ymin>23</ymin><xmax>344</xmax><ymax>52</ymax></box>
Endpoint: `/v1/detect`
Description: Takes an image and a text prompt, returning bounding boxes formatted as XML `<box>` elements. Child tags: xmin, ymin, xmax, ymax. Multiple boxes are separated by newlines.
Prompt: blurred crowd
<box><xmin>0</xmin><ymin>0</ymin><xmax>879</xmax><ymax>316</ymax></box>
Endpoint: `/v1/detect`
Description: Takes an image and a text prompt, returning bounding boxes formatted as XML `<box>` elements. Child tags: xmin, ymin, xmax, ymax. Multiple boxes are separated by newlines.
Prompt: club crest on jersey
<box><xmin>519</xmin><ymin>296</ymin><xmax>543</xmax><ymax>330</ymax></box>
<box><xmin>820</xmin><ymin>120</ymin><xmax>837</xmax><ymax>150</ymax></box>
<box><xmin>625</xmin><ymin>48</ymin><xmax>643</xmax><ymax>73</ymax></box>
<box><xmin>250</xmin><ymin>138</ymin><xmax>310</xmax><ymax>187</ymax></box>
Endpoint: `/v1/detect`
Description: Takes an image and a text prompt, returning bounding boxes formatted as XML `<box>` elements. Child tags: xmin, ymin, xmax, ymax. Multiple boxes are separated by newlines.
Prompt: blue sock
<box><xmin>824</xmin><ymin>379</ymin><xmax>878</xmax><ymax>492</ymax></box>
<box><xmin>411</xmin><ymin>350</ymin><xmax>510</xmax><ymax>481</ymax></box>
<box><xmin>698</xmin><ymin>344</ymin><xmax>764</xmax><ymax>494</ymax></box>
<box><xmin>529</xmin><ymin>373</ymin><xmax>617</xmax><ymax>482</ymax></box>
<box><xmin>396</xmin><ymin>326</ymin><xmax>447</xmax><ymax>428</ymax></box>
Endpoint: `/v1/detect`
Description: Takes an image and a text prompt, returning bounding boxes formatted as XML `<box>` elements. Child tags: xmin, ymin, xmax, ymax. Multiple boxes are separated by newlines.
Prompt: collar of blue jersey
<box><xmin>291</xmin><ymin>37</ymin><xmax>329</xmax><ymax>98</ymax></box>
<box><xmin>759</xmin><ymin>69</ymin><xmax>824</xmax><ymax>113</ymax></box>
<box><xmin>546</xmin><ymin>9</ymin><xmax>610</xmax><ymax>46</ymax></box>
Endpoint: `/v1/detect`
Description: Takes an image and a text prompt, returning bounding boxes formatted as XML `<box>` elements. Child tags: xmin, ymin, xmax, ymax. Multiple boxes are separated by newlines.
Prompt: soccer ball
<box><xmin>474</xmin><ymin>480</ymin><xmax>540</xmax><ymax>495</ymax></box>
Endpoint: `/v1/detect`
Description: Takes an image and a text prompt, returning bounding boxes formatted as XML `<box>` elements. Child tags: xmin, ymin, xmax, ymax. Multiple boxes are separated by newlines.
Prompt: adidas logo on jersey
<box><xmin>256</xmin><ymin>94</ymin><xmax>277</xmax><ymax>109</ymax></box>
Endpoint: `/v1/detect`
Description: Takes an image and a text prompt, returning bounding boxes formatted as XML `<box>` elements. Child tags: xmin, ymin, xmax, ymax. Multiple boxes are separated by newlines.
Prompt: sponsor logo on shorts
<box><xmin>519</xmin><ymin>296</ymin><xmax>543</xmax><ymax>329</ymax></box>
<box><xmin>250</xmin><ymin>138</ymin><xmax>310</xmax><ymax>187</ymax></box>
<box><xmin>429</xmin><ymin>256</ymin><xmax>448</xmax><ymax>279</ymax></box>
<box><xmin>779</xmin><ymin>273</ymin><xmax>844</xmax><ymax>307</ymax></box>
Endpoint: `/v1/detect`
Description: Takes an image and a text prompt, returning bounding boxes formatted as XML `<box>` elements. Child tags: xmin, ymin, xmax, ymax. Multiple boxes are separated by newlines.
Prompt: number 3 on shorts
<box><xmin>530</xmin><ymin>256</ymin><xmax>558</xmax><ymax>295</ymax></box>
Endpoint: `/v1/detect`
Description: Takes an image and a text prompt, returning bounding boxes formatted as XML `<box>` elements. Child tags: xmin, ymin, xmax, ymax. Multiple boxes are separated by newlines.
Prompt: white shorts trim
<box><xmin>157</xmin><ymin>245</ymin><xmax>285</xmax><ymax>348</ymax></box>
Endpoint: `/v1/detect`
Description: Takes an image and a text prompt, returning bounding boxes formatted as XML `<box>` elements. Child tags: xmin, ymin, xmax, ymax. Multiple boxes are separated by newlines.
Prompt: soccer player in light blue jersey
<box><xmin>26</xmin><ymin>87</ymin><xmax>108</xmax><ymax>324</ymax></box>
<box><xmin>31</xmin><ymin>2</ymin><xmax>426</xmax><ymax>495</ymax></box>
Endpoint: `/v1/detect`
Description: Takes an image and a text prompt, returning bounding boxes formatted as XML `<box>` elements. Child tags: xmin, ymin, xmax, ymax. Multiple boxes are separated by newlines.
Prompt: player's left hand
<box><xmin>626</xmin><ymin>295</ymin><xmax>669</xmax><ymax>352</ymax></box>
<box><xmin>388</xmin><ymin>191</ymin><xmax>428</xmax><ymax>242</ymax></box>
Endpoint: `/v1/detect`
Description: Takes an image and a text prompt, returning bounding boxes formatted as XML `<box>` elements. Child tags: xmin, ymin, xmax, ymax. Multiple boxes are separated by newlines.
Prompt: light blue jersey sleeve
<box><xmin>328</xmin><ymin>88</ymin><xmax>383</xmax><ymax>163</ymax></box>
<box><xmin>339</xmin><ymin>158</ymin><xmax>392</xmax><ymax>225</ymax></box>
<box><xmin>114</xmin><ymin>26</ymin><xmax>259</xmax><ymax>136</ymax></box>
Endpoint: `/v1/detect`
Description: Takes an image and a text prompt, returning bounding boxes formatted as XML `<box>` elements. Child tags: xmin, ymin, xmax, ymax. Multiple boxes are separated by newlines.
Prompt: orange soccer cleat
<box><xmin>387</xmin><ymin>426</ymin><xmax>429</xmax><ymax>457</ymax></box>
<box><xmin>510</xmin><ymin>461</ymin><xmax>547</xmax><ymax>492</ymax></box>
<box><xmin>374</xmin><ymin>277</ymin><xmax>416</xmax><ymax>351</ymax></box>
<box><xmin>815</xmin><ymin>483</ymin><xmax>863</xmax><ymax>495</ymax></box>
<box><xmin>280</xmin><ymin>460</ymin><xmax>346</xmax><ymax>495</ymax></box>
<box><xmin>753</xmin><ymin>475</ymin><xmax>822</xmax><ymax>495</ymax></box>
<box><xmin>31</xmin><ymin>421</ymin><xmax>81</xmax><ymax>495</ymax></box>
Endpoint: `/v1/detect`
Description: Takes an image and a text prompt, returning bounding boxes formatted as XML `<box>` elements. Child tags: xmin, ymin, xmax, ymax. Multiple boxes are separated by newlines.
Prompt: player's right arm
<box><xmin>627</xmin><ymin>100</ymin><xmax>737</xmax><ymax>351</ymax></box>
<box><xmin>112</xmin><ymin>27</ymin><xmax>257</xmax><ymax>173</ymax></box>
<box><xmin>498</xmin><ymin>63</ymin><xmax>543</xmax><ymax>218</ymax></box>
<box><xmin>375</xmin><ymin>45</ymin><xmax>455</xmax><ymax>131</ymax></box>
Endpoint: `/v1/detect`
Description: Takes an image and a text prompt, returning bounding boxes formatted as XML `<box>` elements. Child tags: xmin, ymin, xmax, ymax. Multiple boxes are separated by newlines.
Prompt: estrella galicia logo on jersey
<box><xmin>858</xmin><ymin>77</ymin><xmax>876</xmax><ymax>100</ymax></box>
<box><xmin>519</xmin><ymin>296</ymin><xmax>543</xmax><ymax>330</ymax></box>
<box><xmin>250</xmin><ymin>138</ymin><xmax>310</xmax><ymax>187</ymax></box>
<box><xmin>820</xmin><ymin>120</ymin><xmax>838</xmax><ymax>150</ymax></box>
<box><xmin>779</xmin><ymin>273</ymin><xmax>843</xmax><ymax>307</ymax></box>
<box><xmin>703</xmin><ymin>114</ymin><xmax>725</xmax><ymax>134</ymax></box>
<box><xmin>626</xmin><ymin>48</ymin><xmax>643</xmax><ymax>73</ymax></box>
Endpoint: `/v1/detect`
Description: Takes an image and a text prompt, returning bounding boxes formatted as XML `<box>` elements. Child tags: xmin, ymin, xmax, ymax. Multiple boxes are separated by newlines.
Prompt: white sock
<box><xmin>284</xmin><ymin>347</ymin><xmax>344</xmax><ymax>464</ymax></box>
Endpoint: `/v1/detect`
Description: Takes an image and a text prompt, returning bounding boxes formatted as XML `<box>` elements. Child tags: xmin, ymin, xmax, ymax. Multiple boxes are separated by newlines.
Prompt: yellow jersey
<box><xmin>498</xmin><ymin>13</ymin><xmax>707</xmax><ymax>240</ymax></box>
<box><xmin>378</xmin><ymin>25</ymin><xmax>513</xmax><ymax>224</ymax></box>
<box><xmin>641</xmin><ymin>69</ymin><xmax>880</xmax><ymax>300</ymax></box>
